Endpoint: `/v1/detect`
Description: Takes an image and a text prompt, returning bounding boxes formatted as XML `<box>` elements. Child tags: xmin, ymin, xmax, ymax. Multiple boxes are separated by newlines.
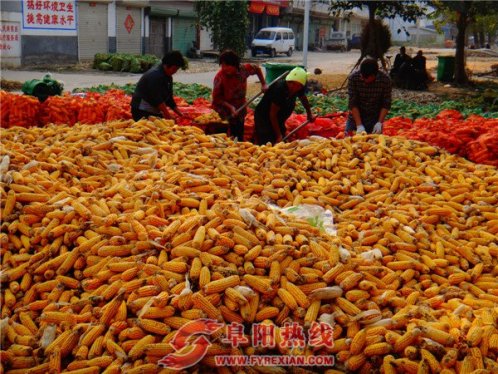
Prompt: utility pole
<box><xmin>303</xmin><ymin>0</ymin><xmax>310</xmax><ymax>68</ymax></box>
<box><xmin>416</xmin><ymin>19</ymin><xmax>420</xmax><ymax>48</ymax></box>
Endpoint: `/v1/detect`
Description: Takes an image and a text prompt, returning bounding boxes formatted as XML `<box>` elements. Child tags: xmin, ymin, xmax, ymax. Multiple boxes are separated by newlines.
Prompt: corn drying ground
<box><xmin>1</xmin><ymin>118</ymin><xmax>498</xmax><ymax>374</ymax></box>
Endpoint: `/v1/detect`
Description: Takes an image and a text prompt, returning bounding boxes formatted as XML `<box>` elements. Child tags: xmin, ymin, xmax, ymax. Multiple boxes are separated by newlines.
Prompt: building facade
<box><xmin>0</xmin><ymin>0</ymin><xmax>209</xmax><ymax>66</ymax></box>
<box><xmin>253</xmin><ymin>0</ymin><xmax>368</xmax><ymax>50</ymax></box>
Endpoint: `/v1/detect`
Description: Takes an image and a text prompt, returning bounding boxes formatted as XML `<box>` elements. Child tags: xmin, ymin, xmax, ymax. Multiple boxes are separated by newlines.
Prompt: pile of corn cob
<box><xmin>1</xmin><ymin>118</ymin><xmax>497</xmax><ymax>374</ymax></box>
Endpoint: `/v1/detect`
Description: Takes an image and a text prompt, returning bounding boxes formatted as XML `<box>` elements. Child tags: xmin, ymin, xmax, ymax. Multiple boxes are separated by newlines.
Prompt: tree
<box><xmin>470</xmin><ymin>13</ymin><xmax>498</xmax><ymax>47</ymax></box>
<box><xmin>330</xmin><ymin>1</ymin><xmax>427</xmax><ymax>23</ymax></box>
<box><xmin>430</xmin><ymin>1</ymin><xmax>498</xmax><ymax>84</ymax></box>
<box><xmin>195</xmin><ymin>1</ymin><xmax>249</xmax><ymax>58</ymax></box>
<box><xmin>329</xmin><ymin>1</ymin><xmax>427</xmax><ymax>69</ymax></box>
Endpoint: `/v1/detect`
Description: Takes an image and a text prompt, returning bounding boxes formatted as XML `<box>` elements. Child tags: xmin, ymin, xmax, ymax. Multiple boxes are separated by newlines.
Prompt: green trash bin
<box><xmin>263</xmin><ymin>63</ymin><xmax>304</xmax><ymax>84</ymax></box>
<box><xmin>437</xmin><ymin>56</ymin><xmax>455</xmax><ymax>82</ymax></box>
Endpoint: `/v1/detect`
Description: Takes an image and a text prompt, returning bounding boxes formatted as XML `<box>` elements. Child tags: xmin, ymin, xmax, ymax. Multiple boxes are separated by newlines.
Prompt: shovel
<box><xmin>229</xmin><ymin>70</ymin><xmax>291</xmax><ymax>120</ymax></box>
<box><xmin>283</xmin><ymin>111</ymin><xmax>348</xmax><ymax>142</ymax></box>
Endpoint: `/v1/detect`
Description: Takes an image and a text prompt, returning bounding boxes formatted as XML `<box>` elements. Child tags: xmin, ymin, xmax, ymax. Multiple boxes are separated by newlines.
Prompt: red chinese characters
<box><xmin>279</xmin><ymin>322</ymin><xmax>306</xmax><ymax>348</ymax></box>
<box><xmin>216</xmin><ymin>321</ymin><xmax>336</xmax><ymax>349</ymax></box>
<box><xmin>252</xmin><ymin>323</ymin><xmax>276</xmax><ymax>348</ymax></box>
<box><xmin>23</xmin><ymin>0</ymin><xmax>75</xmax><ymax>29</ymax></box>
<box><xmin>222</xmin><ymin>323</ymin><xmax>249</xmax><ymax>347</ymax></box>
<box><xmin>308</xmin><ymin>322</ymin><xmax>335</xmax><ymax>348</ymax></box>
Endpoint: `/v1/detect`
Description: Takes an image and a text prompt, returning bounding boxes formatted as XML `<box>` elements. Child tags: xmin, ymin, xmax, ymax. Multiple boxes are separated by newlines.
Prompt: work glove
<box><xmin>356</xmin><ymin>124</ymin><xmax>366</xmax><ymax>133</ymax></box>
<box><xmin>372</xmin><ymin>122</ymin><xmax>383</xmax><ymax>134</ymax></box>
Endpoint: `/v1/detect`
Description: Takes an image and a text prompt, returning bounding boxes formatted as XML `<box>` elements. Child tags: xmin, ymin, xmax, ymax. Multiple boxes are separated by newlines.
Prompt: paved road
<box><xmin>6</xmin><ymin>47</ymin><xmax>489</xmax><ymax>92</ymax></box>
<box><xmin>1</xmin><ymin>50</ymin><xmax>363</xmax><ymax>92</ymax></box>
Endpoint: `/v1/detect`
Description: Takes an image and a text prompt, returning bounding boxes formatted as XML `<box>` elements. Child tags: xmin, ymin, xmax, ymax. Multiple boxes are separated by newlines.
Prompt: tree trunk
<box><xmin>454</xmin><ymin>11</ymin><xmax>469</xmax><ymax>84</ymax></box>
<box><xmin>472</xmin><ymin>31</ymin><xmax>479</xmax><ymax>48</ymax></box>
<box><xmin>478</xmin><ymin>30</ymin><xmax>485</xmax><ymax>48</ymax></box>
<box><xmin>488</xmin><ymin>32</ymin><xmax>496</xmax><ymax>46</ymax></box>
<box><xmin>368</xmin><ymin>5</ymin><xmax>376</xmax><ymax>23</ymax></box>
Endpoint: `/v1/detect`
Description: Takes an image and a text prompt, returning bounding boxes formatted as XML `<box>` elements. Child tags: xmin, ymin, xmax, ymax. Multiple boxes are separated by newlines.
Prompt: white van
<box><xmin>251</xmin><ymin>27</ymin><xmax>295</xmax><ymax>58</ymax></box>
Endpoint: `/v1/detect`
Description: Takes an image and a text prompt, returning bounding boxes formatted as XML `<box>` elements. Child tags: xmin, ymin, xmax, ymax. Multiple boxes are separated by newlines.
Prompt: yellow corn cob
<box><xmin>191</xmin><ymin>292</ymin><xmax>223</xmax><ymax>322</ymax></box>
<box><xmin>489</xmin><ymin>333</ymin><xmax>498</xmax><ymax>350</ymax></box>
<box><xmin>466</xmin><ymin>325</ymin><xmax>484</xmax><ymax>347</ymax></box>
<box><xmin>304</xmin><ymin>300</ymin><xmax>321</xmax><ymax>328</ymax></box>
<box><xmin>284</xmin><ymin>281</ymin><xmax>310</xmax><ymax>308</ymax></box>
<box><xmin>240</xmin><ymin>292</ymin><xmax>259</xmax><ymax>323</ymax></box>
<box><xmin>420</xmin><ymin>326</ymin><xmax>455</xmax><ymax>346</ymax></box>
<box><xmin>364</xmin><ymin>342</ymin><xmax>392</xmax><ymax>357</ymax></box>
<box><xmin>60</xmin><ymin>328</ymin><xmax>82</xmax><ymax>357</ymax></box>
<box><xmin>105</xmin><ymin>339</ymin><xmax>127</xmax><ymax>360</ymax></box>
<box><xmin>41</xmin><ymin>311</ymin><xmax>77</xmax><ymax>325</ymax></box>
<box><xmin>203</xmin><ymin>275</ymin><xmax>240</xmax><ymax>294</ymax></box>
<box><xmin>394</xmin><ymin>328</ymin><xmax>422</xmax><ymax>353</ymax></box>
<box><xmin>255</xmin><ymin>306</ymin><xmax>280</xmax><ymax>321</ymax></box>
<box><xmin>419</xmin><ymin>348</ymin><xmax>441</xmax><ymax>372</ymax></box>
<box><xmin>243</xmin><ymin>274</ymin><xmax>273</xmax><ymax>294</ymax></box>
<box><xmin>322</xmin><ymin>263</ymin><xmax>346</xmax><ymax>283</ymax></box>
<box><xmin>81</xmin><ymin>324</ymin><xmax>106</xmax><ymax>347</ymax></box>
<box><xmin>189</xmin><ymin>257</ymin><xmax>202</xmax><ymax>280</ymax></box>
<box><xmin>179</xmin><ymin>197</ymin><xmax>200</xmax><ymax>208</ymax></box>
<box><xmin>192</xmin><ymin>225</ymin><xmax>206</xmax><ymax>249</ymax></box>
<box><xmin>350</xmin><ymin>328</ymin><xmax>367</xmax><ymax>355</ymax></box>
<box><xmin>199</xmin><ymin>266</ymin><xmax>211</xmax><ymax>288</ymax></box>
<box><xmin>140</xmin><ymin>306</ymin><xmax>176</xmax><ymax>319</ymax></box>
<box><xmin>128</xmin><ymin>335</ymin><xmax>156</xmax><ymax>360</ymax></box>
<box><xmin>136</xmin><ymin>319</ymin><xmax>171</xmax><ymax>336</ymax></box>
<box><xmin>340</xmin><ymin>273</ymin><xmax>363</xmax><ymax>290</ymax></box>
<box><xmin>86</xmin><ymin>356</ymin><xmax>114</xmax><ymax>369</ymax></box>
<box><xmin>219</xmin><ymin>305</ymin><xmax>244</xmax><ymax>324</ymax></box>
<box><xmin>277</xmin><ymin>288</ymin><xmax>298</xmax><ymax>310</ymax></box>
<box><xmin>346</xmin><ymin>354</ymin><xmax>367</xmax><ymax>371</ymax></box>
<box><xmin>380</xmin><ymin>355</ymin><xmax>397</xmax><ymax>374</ymax></box>
<box><xmin>100</xmin><ymin>292</ymin><xmax>125</xmax><ymax>325</ymax></box>
<box><xmin>18</xmin><ymin>312</ymin><xmax>37</xmax><ymax>335</ymax></box>
<box><xmin>336</xmin><ymin>297</ymin><xmax>361</xmax><ymax>316</ymax></box>
<box><xmin>225</xmin><ymin>287</ymin><xmax>248</xmax><ymax>305</ymax></box>
<box><xmin>441</xmin><ymin>348</ymin><xmax>458</xmax><ymax>368</ymax></box>
<box><xmin>86</xmin><ymin>335</ymin><xmax>105</xmax><ymax>359</ymax></box>
<box><xmin>181</xmin><ymin>309</ymin><xmax>207</xmax><ymax>320</ymax></box>
<box><xmin>122</xmin><ymin>363</ymin><xmax>158</xmax><ymax>374</ymax></box>
<box><xmin>171</xmin><ymin>245</ymin><xmax>201</xmax><ymax>258</ymax></box>
<box><xmin>459</xmin><ymin>355</ymin><xmax>474</xmax><ymax>373</ymax></box>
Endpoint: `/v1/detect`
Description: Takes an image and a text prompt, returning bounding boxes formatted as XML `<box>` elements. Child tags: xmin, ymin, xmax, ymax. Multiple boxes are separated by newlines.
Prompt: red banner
<box><xmin>248</xmin><ymin>1</ymin><xmax>265</xmax><ymax>14</ymax></box>
<box><xmin>265</xmin><ymin>4</ymin><xmax>280</xmax><ymax>16</ymax></box>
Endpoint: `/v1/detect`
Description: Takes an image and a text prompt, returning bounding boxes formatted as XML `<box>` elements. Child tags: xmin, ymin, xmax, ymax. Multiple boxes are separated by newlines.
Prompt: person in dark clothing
<box><xmin>212</xmin><ymin>50</ymin><xmax>267</xmax><ymax>141</ymax></box>
<box><xmin>131</xmin><ymin>51</ymin><xmax>187</xmax><ymax>121</ymax></box>
<box><xmin>345</xmin><ymin>58</ymin><xmax>392</xmax><ymax>135</ymax></box>
<box><xmin>412</xmin><ymin>50</ymin><xmax>432</xmax><ymax>86</ymax></box>
<box><xmin>391</xmin><ymin>46</ymin><xmax>411</xmax><ymax>78</ymax></box>
<box><xmin>254</xmin><ymin>67</ymin><xmax>314</xmax><ymax>145</ymax></box>
<box><xmin>412</xmin><ymin>50</ymin><xmax>426</xmax><ymax>72</ymax></box>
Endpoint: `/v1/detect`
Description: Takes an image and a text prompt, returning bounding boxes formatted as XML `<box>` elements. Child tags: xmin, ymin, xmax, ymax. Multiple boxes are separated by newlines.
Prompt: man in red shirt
<box><xmin>212</xmin><ymin>50</ymin><xmax>267</xmax><ymax>141</ymax></box>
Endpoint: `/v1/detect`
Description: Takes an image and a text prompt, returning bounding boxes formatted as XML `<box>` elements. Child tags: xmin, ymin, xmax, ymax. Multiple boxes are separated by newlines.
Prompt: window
<box><xmin>289</xmin><ymin>32</ymin><xmax>294</xmax><ymax>40</ymax></box>
<box><xmin>276</xmin><ymin>32</ymin><xmax>282</xmax><ymax>40</ymax></box>
<box><xmin>256</xmin><ymin>31</ymin><xmax>275</xmax><ymax>40</ymax></box>
<box><xmin>283</xmin><ymin>32</ymin><xmax>288</xmax><ymax>40</ymax></box>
